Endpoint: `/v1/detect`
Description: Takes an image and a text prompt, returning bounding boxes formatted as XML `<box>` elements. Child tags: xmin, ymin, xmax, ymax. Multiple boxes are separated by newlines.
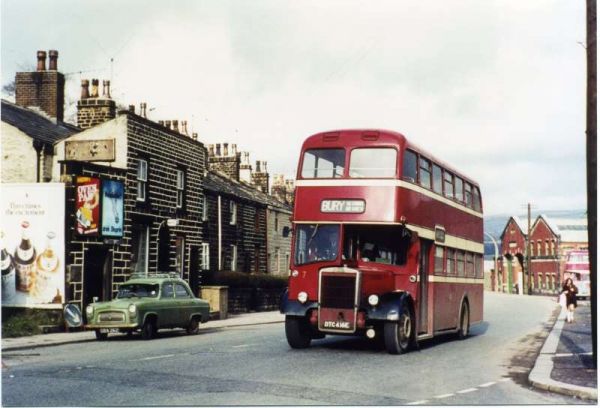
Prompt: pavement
<box><xmin>2</xmin><ymin>303</ymin><xmax>597</xmax><ymax>402</ymax></box>
<box><xmin>529</xmin><ymin>301</ymin><xmax>598</xmax><ymax>401</ymax></box>
<box><xmin>1</xmin><ymin>311</ymin><xmax>285</xmax><ymax>352</ymax></box>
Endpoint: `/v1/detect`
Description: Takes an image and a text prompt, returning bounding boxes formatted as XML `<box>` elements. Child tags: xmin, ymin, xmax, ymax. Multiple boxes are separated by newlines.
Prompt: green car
<box><xmin>85</xmin><ymin>273</ymin><xmax>210</xmax><ymax>340</ymax></box>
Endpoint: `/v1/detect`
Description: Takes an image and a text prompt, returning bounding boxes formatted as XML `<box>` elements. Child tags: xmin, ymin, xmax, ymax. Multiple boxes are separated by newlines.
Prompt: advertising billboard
<box><xmin>1</xmin><ymin>183</ymin><xmax>65</xmax><ymax>308</ymax></box>
<box><xmin>76</xmin><ymin>177</ymin><xmax>100</xmax><ymax>235</ymax></box>
<box><xmin>101</xmin><ymin>180</ymin><xmax>124</xmax><ymax>237</ymax></box>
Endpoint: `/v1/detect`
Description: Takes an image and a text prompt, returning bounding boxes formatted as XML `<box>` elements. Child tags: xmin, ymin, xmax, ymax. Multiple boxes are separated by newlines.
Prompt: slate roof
<box><xmin>204</xmin><ymin>170</ymin><xmax>293</xmax><ymax>212</ymax></box>
<box><xmin>1</xmin><ymin>99</ymin><xmax>79</xmax><ymax>144</ymax></box>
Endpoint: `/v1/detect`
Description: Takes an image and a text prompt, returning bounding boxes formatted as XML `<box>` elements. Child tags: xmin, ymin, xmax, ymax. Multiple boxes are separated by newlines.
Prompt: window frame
<box><xmin>349</xmin><ymin>147</ymin><xmax>398</xmax><ymax>178</ymax></box>
<box><xmin>300</xmin><ymin>148</ymin><xmax>346</xmax><ymax>179</ymax></box>
<box><xmin>136</xmin><ymin>159</ymin><xmax>148</xmax><ymax>202</ymax></box>
<box><xmin>201</xmin><ymin>243</ymin><xmax>210</xmax><ymax>270</ymax></box>
<box><xmin>176</xmin><ymin>168</ymin><xmax>185</xmax><ymax>209</ymax></box>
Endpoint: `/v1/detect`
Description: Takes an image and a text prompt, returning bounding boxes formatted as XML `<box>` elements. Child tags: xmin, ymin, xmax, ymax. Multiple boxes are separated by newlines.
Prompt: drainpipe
<box><xmin>33</xmin><ymin>141</ymin><xmax>44</xmax><ymax>182</ymax></box>
<box><xmin>218</xmin><ymin>195</ymin><xmax>222</xmax><ymax>271</ymax></box>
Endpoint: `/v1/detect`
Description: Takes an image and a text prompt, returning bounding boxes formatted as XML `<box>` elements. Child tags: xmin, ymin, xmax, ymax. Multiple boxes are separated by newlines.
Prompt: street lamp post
<box><xmin>484</xmin><ymin>232</ymin><xmax>499</xmax><ymax>292</ymax></box>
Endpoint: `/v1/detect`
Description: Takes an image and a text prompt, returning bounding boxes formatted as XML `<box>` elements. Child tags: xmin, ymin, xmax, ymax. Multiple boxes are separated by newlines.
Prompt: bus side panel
<box><xmin>469</xmin><ymin>284</ymin><xmax>484</xmax><ymax>324</ymax></box>
<box><xmin>433</xmin><ymin>282</ymin><xmax>458</xmax><ymax>330</ymax></box>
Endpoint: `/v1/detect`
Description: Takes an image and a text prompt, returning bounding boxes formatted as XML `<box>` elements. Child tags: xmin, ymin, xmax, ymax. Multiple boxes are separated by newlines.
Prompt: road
<box><xmin>1</xmin><ymin>292</ymin><xmax>589</xmax><ymax>406</ymax></box>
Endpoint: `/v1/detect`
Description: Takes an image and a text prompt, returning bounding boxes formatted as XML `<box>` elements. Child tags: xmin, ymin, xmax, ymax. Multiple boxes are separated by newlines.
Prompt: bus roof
<box><xmin>302</xmin><ymin>129</ymin><xmax>480</xmax><ymax>188</ymax></box>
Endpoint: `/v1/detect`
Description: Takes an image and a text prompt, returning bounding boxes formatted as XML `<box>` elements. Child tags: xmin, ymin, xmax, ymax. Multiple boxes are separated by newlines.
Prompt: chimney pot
<box><xmin>90</xmin><ymin>79</ymin><xmax>99</xmax><ymax>97</ymax></box>
<box><xmin>158</xmin><ymin>120</ymin><xmax>164</xmax><ymax>126</ymax></box>
<box><xmin>256</xmin><ymin>160</ymin><xmax>261</xmax><ymax>172</ymax></box>
<box><xmin>48</xmin><ymin>50</ymin><xmax>58</xmax><ymax>70</ymax></box>
<box><xmin>216</xmin><ymin>144</ymin><xmax>221</xmax><ymax>156</ymax></box>
<box><xmin>105</xmin><ymin>80</ymin><xmax>111</xmax><ymax>98</ymax></box>
<box><xmin>223</xmin><ymin>143</ymin><xmax>229</xmax><ymax>156</ymax></box>
<box><xmin>102</xmin><ymin>80</ymin><xmax>107</xmax><ymax>97</ymax></box>
<box><xmin>192</xmin><ymin>132</ymin><xmax>198</xmax><ymax>141</ymax></box>
<box><xmin>208</xmin><ymin>144</ymin><xmax>215</xmax><ymax>156</ymax></box>
<box><xmin>182</xmin><ymin>120</ymin><xmax>188</xmax><ymax>135</ymax></box>
<box><xmin>172</xmin><ymin>120</ymin><xmax>179</xmax><ymax>132</ymax></box>
<box><xmin>140</xmin><ymin>102</ymin><xmax>146</xmax><ymax>118</ymax></box>
<box><xmin>36</xmin><ymin>51</ymin><xmax>47</xmax><ymax>71</ymax></box>
<box><xmin>128</xmin><ymin>104</ymin><xmax>135</xmax><ymax>113</ymax></box>
<box><xmin>80</xmin><ymin>79</ymin><xmax>90</xmax><ymax>99</ymax></box>
<box><xmin>232</xmin><ymin>144</ymin><xmax>237</xmax><ymax>155</ymax></box>
<box><xmin>165</xmin><ymin>120</ymin><xmax>171</xmax><ymax>130</ymax></box>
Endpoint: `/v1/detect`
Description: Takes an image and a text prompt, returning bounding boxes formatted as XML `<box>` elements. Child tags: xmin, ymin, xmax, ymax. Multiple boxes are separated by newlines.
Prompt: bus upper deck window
<box><xmin>301</xmin><ymin>149</ymin><xmax>345</xmax><ymax>179</ymax></box>
<box><xmin>443</xmin><ymin>171</ymin><xmax>454</xmax><ymax>199</ymax></box>
<box><xmin>350</xmin><ymin>148</ymin><xmax>397</xmax><ymax>178</ymax></box>
<box><xmin>402</xmin><ymin>150</ymin><xmax>417</xmax><ymax>183</ymax></box>
<box><xmin>432</xmin><ymin>164</ymin><xmax>442</xmax><ymax>194</ymax></box>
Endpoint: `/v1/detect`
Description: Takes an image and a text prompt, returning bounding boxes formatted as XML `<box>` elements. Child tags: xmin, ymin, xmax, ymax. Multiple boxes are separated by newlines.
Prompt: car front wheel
<box><xmin>142</xmin><ymin>318</ymin><xmax>157</xmax><ymax>340</ymax></box>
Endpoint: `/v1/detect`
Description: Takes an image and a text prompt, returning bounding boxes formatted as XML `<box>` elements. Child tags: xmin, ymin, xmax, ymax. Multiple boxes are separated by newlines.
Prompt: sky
<box><xmin>1</xmin><ymin>0</ymin><xmax>589</xmax><ymax>216</ymax></box>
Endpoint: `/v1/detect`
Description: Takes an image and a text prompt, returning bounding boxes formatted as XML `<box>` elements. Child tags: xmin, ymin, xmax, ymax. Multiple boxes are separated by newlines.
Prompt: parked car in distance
<box><xmin>85</xmin><ymin>273</ymin><xmax>210</xmax><ymax>340</ymax></box>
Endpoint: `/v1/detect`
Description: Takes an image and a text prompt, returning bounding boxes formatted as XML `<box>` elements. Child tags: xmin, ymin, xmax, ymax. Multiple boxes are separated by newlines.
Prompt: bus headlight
<box><xmin>86</xmin><ymin>305</ymin><xmax>94</xmax><ymax>316</ymax></box>
<box><xmin>368</xmin><ymin>294</ymin><xmax>379</xmax><ymax>306</ymax></box>
<box><xmin>128</xmin><ymin>304</ymin><xmax>137</xmax><ymax>316</ymax></box>
<box><xmin>297</xmin><ymin>291</ymin><xmax>308</xmax><ymax>304</ymax></box>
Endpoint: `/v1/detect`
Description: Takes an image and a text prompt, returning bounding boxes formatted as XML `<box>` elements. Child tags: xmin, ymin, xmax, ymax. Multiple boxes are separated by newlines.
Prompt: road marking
<box><xmin>478</xmin><ymin>381</ymin><xmax>496</xmax><ymax>387</ymax></box>
<box><xmin>498</xmin><ymin>378</ymin><xmax>511</xmax><ymax>383</ymax></box>
<box><xmin>457</xmin><ymin>388</ymin><xmax>478</xmax><ymax>394</ymax></box>
<box><xmin>407</xmin><ymin>400</ymin><xmax>429</xmax><ymax>405</ymax></box>
<box><xmin>555</xmin><ymin>352</ymin><xmax>593</xmax><ymax>357</ymax></box>
<box><xmin>232</xmin><ymin>344</ymin><xmax>257</xmax><ymax>348</ymax></box>
<box><xmin>433</xmin><ymin>393</ymin><xmax>455</xmax><ymax>399</ymax></box>
<box><xmin>130</xmin><ymin>354</ymin><xmax>175</xmax><ymax>362</ymax></box>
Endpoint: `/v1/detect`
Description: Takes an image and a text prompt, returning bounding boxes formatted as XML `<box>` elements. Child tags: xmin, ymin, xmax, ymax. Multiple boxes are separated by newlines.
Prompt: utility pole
<box><xmin>526</xmin><ymin>203</ymin><xmax>532</xmax><ymax>295</ymax></box>
<box><xmin>585</xmin><ymin>0</ymin><xmax>596</xmax><ymax>369</ymax></box>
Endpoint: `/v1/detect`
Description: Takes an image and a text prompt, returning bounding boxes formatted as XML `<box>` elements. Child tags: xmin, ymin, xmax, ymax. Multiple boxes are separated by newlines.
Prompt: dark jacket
<box><xmin>562</xmin><ymin>282</ymin><xmax>578</xmax><ymax>307</ymax></box>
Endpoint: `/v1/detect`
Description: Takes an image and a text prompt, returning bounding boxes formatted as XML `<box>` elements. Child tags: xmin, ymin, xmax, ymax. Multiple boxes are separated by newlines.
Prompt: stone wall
<box><xmin>228</xmin><ymin>287</ymin><xmax>283</xmax><ymax>313</ymax></box>
<box><xmin>0</xmin><ymin>122</ymin><xmax>38</xmax><ymax>183</ymax></box>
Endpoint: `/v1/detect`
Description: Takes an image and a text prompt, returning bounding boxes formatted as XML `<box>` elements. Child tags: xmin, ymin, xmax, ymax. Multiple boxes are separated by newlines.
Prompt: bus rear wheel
<box><xmin>384</xmin><ymin>307</ymin><xmax>414</xmax><ymax>354</ymax></box>
<box><xmin>285</xmin><ymin>315</ymin><xmax>312</xmax><ymax>349</ymax></box>
<box><xmin>457</xmin><ymin>301</ymin><xmax>469</xmax><ymax>340</ymax></box>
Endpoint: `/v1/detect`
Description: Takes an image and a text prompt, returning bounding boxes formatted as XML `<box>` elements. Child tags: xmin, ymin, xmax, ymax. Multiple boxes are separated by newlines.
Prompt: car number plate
<box><xmin>99</xmin><ymin>328</ymin><xmax>120</xmax><ymax>334</ymax></box>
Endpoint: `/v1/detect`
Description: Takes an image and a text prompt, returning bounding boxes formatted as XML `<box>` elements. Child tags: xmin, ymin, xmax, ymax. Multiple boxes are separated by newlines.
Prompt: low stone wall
<box><xmin>228</xmin><ymin>287</ymin><xmax>284</xmax><ymax>314</ymax></box>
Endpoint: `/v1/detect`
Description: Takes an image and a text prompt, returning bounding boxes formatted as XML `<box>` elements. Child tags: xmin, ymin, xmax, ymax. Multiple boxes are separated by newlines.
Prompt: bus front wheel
<box><xmin>285</xmin><ymin>315</ymin><xmax>312</xmax><ymax>349</ymax></box>
<box><xmin>384</xmin><ymin>307</ymin><xmax>414</xmax><ymax>354</ymax></box>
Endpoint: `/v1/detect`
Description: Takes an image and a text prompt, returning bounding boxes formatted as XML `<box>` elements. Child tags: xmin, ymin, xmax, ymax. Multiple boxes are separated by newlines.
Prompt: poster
<box><xmin>76</xmin><ymin>176</ymin><xmax>100</xmax><ymax>235</ymax></box>
<box><xmin>1</xmin><ymin>183</ymin><xmax>65</xmax><ymax>308</ymax></box>
<box><xmin>101</xmin><ymin>180</ymin><xmax>124</xmax><ymax>237</ymax></box>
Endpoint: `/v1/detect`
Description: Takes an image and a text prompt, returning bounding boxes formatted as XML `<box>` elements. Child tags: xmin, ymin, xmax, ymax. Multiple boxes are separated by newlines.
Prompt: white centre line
<box><xmin>131</xmin><ymin>354</ymin><xmax>175</xmax><ymax>362</ymax></box>
<box><xmin>407</xmin><ymin>400</ymin><xmax>430</xmax><ymax>405</ymax></box>
<box><xmin>433</xmin><ymin>393</ymin><xmax>455</xmax><ymax>399</ymax></box>
<box><xmin>457</xmin><ymin>388</ymin><xmax>478</xmax><ymax>394</ymax></box>
<box><xmin>478</xmin><ymin>381</ymin><xmax>496</xmax><ymax>388</ymax></box>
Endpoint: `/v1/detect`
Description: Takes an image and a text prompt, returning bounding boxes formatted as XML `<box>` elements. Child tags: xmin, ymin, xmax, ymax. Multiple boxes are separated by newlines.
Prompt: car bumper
<box><xmin>85</xmin><ymin>323</ymin><xmax>139</xmax><ymax>330</ymax></box>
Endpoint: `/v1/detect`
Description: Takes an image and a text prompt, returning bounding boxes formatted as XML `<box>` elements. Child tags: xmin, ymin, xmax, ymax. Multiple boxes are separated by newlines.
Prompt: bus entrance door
<box><xmin>418</xmin><ymin>239</ymin><xmax>432</xmax><ymax>335</ymax></box>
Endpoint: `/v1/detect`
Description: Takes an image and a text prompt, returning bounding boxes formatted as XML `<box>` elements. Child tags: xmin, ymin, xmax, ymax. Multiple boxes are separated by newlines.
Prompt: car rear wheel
<box><xmin>142</xmin><ymin>318</ymin><xmax>157</xmax><ymax>340</ymax></box>
<box><xmin>285</xmin><ymin>315</ymin><xmax>312</xmax><ymax>349</ymax></box>
<box><xmin>186</xmin><ymin>317</ymin><xmax>200</xmax><ymax>335</ymax></box>
<box><xmin>95</xmin><ymin>330</ymin><xmax>108</xmax><ymax>341</ymax></box>
<box><xmin>384</xmin><ymin>306</ymin><xmax>414</xmax><ymax>354</ymax></box>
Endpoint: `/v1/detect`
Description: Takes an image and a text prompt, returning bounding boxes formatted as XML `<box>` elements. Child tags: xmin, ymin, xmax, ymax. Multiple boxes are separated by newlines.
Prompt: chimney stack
<box><xmin>255</xmin><ymin>160</ymin><xmax>261</xmax><ymax>172</ymax></box>
<box><xmin>16</xmin><ymin>50</ymin><xmax>64</xmax><ymax>121</ymax></box>
<box><xmin>36</xmin><ymin>51</ymin><xmax>47</xmax><ymax>71</ymax></box>
<box><xmin>80</xmin><ymin>79</ymin><xmax>90</xmax><ymax>99</ymax></box>
<box><xmin>172</xmin><ymin>120</ymin><xmax>179</xmax><ymax>133</ymax></box>
<box><xmin>140</xmin><ymin>102</ymin><xmax>147</xmax><ymax>118</ymax></box>
<box><xmin>158</xmin><ymin>120</ymin><xmax>164</xmax><ymax>127</ymax></box>
<box><xmin>165</xmin><ymin>120</ymin><xmax>171</xmax><ymax>130</ymax></box>
<box><xmin>128</xmin><ymin>104</ymin><xmax>135</xmax><ymax>113</ymax></box>
<box><xmin>48</xmin><ymin>50</ymin><xmax>58</xmax><ymax>71</ymax></box>
<box><xmin>90</xmin><ymin>79</ymin><xmax>99</xmax><ymax>98</ymax></box>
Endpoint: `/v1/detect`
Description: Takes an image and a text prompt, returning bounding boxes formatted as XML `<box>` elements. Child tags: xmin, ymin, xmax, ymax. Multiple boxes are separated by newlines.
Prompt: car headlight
<box><xmin>368</xmin><ymin>294</ymin><xmax>379</xmax><ymax>306</ymax></box>
<box><xmin>128</xmin><ymin>304</ymin><xmax>137</xmax><ymax>315</ymax></box>
<box><xmin>297</xmin><ymin>291</ymin><xmax>308</xmax><ymax>304</ymax></box>
<box><xmin>86</xmin><ymin>305</ymin><xmax>94</xmax><ymax>316</ymax></box>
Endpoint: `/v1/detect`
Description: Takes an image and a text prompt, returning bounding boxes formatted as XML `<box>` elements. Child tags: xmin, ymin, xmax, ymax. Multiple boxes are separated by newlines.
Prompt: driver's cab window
<box><xmin>175</xmin><ymin>284</ymin><xmax>190</xmax><ymax>298</ymax></box>
<box><xmin>161</xmin><ymin>282</ymin><xmax>174</xmax><ymax>298</ymax></box>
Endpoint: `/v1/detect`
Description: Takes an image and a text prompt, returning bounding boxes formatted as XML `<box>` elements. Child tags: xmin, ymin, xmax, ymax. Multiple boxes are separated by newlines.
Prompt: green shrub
<box><xmin>206</xmin><ymin>271</ymin><xmax>288</xmax><ymax>289</ymax></box>
<box><xmin>1</xmin><ymin>308</ymin><xmax>62</xmax><ymax>338</ymax></box>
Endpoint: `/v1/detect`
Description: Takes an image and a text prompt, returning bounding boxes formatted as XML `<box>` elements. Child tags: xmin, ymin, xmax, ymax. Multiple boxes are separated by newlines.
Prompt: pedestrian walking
<box><xmin>562</xmin><ymin>277</ymin><xmax>578</xmax><ymax>323</ymax></box>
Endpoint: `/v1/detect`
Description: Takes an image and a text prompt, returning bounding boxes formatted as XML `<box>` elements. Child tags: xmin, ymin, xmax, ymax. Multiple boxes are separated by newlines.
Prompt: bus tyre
<box><xmin>285</xmin><ymin>315</ymin><xmax>312</xmax><ymax>349</ymax></box>
<box><xmin>457</xmin><ymin>301</ymin><xmax>469</xmax><ymax>340</ymax></box>
<box><xmin>384</xmin><ymin>307</ymin><xmax>414</xmax><ymax>354</ymax></box>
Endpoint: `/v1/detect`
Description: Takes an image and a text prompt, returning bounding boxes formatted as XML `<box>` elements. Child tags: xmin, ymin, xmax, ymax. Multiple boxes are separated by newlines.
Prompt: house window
<box><xmin>137</xmin><ymin>159</ymin><xmax>148</xmax><ymax>201</ymax></box>
<box><xmin>202</xmin><ymin>195</ymin><xmax>208</xmax><ymax>221</ymax></box>
<box><xmin>545</xmin><ymin>240</ymin><xmax>549</xmax><ymax>256</ymax></box>
<box><xmin>176</xmin><ymin>169</ymin><xmax>185</xmax><ymax>209</ymax></box>
<box><xmin>274</xmin><ymin>214</ymin><xmax>279</xmax><ymax>232</ymax></box>
<box><xmin>131</xmin><ymin>224</ymin><xmax>149</xmax><ymax>273</ymax></box>
<box><xmin>530</xmin><ymin>241</ymin><xmax>535</xmax><ymax>257</ymax></box>
<box><xmin>176</xmin><ymin>236</ymin><xmax>185</xmax><ymax>277</ymax></box>
<box><xmin>230</xmin><ymin>201</ymin><xmax>237</xmax><ymax>225</ymax></box>
<box><xmin>537</xmin><ymin>240</ymin><xmax>542</xmax><ymax>255</ymax></box>
<box><xmin>230</xmin><ymin>245</ymin><xmax>237</xmax><ymax>271</ymax></box>
<box><xmin>551</xmin><ymin>240</ymin><xmax>556</xmax><ymax>255</ymax></box>
<box><xmin>201</xmin><ymin>243</ymin><xmax>210</xmax><ymax>270</ymax></box>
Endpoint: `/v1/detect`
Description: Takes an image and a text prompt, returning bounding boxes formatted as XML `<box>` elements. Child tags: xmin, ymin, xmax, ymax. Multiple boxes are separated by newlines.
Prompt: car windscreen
<box><xmin>117</xmin><ymin>283</ymin><xmax>159</xmax><ymax>298</ymax></box>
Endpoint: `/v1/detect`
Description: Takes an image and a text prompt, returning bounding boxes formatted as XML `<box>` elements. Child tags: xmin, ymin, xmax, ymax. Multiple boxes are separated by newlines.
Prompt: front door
<box><xmin>83</xmin><ymin>246</ymin><xmax>112</xmax><ymax>312</ymax></box>
<box><xmin>418</xmin><ymin>239</ymin><xmax>432</xmax><ymax>334</ymax></box>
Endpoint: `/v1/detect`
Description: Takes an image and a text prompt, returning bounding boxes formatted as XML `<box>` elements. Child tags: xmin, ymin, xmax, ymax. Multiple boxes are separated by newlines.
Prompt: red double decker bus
<box><xmin>280</xmin><ymin>129</ymin><xmax>484</xmax><ymax>354</ymax></box>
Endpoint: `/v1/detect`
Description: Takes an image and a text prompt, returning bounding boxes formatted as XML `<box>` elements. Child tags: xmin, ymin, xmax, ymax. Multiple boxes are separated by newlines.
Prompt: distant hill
<box><xmin>483</xmin><ymin>209</ymin><xmax>587</xmax><ymax>259</ymax></box>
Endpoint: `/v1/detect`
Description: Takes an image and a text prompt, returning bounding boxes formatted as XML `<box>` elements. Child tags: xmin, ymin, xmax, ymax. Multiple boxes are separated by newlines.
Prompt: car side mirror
<box><xmin>92</xmin><ymin>296</ymin><xmax>99</xmax><ymax>303</ymax></box>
